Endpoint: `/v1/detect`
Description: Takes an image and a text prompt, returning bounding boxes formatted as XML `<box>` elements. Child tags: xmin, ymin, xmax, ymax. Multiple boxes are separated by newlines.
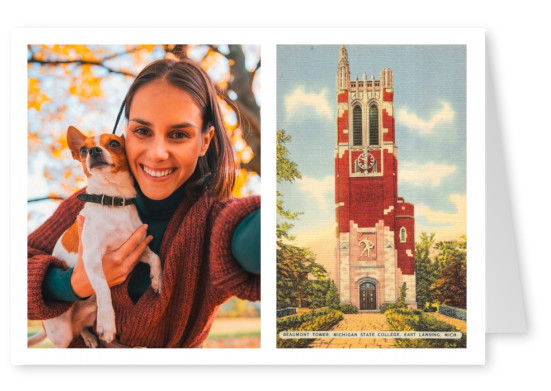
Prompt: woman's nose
<box><xmin>147</xmin><ymin>136</ymin><xmax>170</xmax><ymax>161</ymax></box>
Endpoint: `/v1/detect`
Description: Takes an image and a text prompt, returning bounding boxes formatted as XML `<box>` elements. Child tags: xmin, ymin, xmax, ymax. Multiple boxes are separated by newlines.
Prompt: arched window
<box><xmin>369</xmin><ymin>105</ymin><xmax>379</xmax><ymax>145</ymax></box>
<box><xmin>400</xmin><ymin>227</ymin><xmax>407</xmax><ymax>243</ymax></box>
<box><xmin>353</xmin><ymin>105</ymin><xmax>362</xmax><ymax>146</ymax></box>
<box><xmin>360</xmin><ymin>282</ymin><xmax>376</xmax><ymax>290</ymax></box>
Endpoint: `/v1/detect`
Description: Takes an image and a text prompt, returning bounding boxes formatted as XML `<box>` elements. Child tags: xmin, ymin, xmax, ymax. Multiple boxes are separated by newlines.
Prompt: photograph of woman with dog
<box><xmin>27</xmin><ymin>44</ymin><xmax>261</xmax><ymax>348</ymax></box>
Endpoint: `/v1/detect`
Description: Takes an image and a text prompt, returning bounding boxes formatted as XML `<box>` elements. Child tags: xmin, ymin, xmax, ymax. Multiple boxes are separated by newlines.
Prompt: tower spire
<box><xmin>339</xmin><ymin>45</ymin><xmax>349</xmax><ymax>67</ymax></box>
<box><xmin>337</xmin><ymin>45</ymin><xmax>350</xmax><ymax>90</ymax></box>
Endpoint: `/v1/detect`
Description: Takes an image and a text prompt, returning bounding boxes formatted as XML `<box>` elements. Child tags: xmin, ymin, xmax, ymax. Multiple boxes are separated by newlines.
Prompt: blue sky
<box><xmin>277</xmin><ymin>45</ymin><xmax>466</xmax><ymax>255</ymax></box>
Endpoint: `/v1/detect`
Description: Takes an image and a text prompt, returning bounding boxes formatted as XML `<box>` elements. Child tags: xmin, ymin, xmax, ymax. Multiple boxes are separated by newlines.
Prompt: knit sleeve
<box><xmin>28</xmin><ymin>189</ymin><xmax>85</xmax><ymax>320</ymax></box>
<box><xmin>209</xmin><ymin>195</ymin><xmax>260</xmax><ymax>302</ymax></box>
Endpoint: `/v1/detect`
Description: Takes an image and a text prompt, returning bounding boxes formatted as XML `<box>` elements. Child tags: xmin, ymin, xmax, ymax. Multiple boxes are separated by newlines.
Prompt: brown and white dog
<box><xmin>29</xmin><ymin>126</ymin><xmax>161</xmax><ymax>348</ymax></box>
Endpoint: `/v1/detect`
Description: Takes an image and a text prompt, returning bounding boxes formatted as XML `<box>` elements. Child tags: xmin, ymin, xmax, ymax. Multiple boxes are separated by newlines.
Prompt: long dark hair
<box><xmin>123</xmin><ymin>58</ymin><xmax>236</xmax><ymax>200</ymax></box>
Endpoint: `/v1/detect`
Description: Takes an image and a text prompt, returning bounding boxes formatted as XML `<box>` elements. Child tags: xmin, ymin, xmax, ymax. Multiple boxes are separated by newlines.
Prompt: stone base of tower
<box><xmin>335</xmin><ymin>220</ymin><xmax>416</xmax><ymax>311</ymax></box>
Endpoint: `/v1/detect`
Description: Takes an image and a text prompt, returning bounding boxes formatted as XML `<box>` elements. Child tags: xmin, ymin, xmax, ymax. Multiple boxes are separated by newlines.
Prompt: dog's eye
<box><xmin>80</xmin><ymin>146</ymin><xmax>87</xmax><ymax>157</ymax></box>
<box><xmin>109</xmin><ymin>140</ymin><xmax>121</xmax><ymax>149</ymax></box>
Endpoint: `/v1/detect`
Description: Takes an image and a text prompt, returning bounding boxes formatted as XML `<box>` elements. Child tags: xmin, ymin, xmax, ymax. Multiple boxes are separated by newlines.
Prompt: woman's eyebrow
<box><xmin>129</xmin><ymin>118</ymin><xmax>152</xmax><ymax>126</ymax></box>
<box><xmin>170</xmin><ymin>122</ymin><xmax>199</xmax><ymax>130</ymax></box>
<box><xmin>129</xmin><ymin>118</ymin><xmax>198</xmax><ymax>129</ymax></box>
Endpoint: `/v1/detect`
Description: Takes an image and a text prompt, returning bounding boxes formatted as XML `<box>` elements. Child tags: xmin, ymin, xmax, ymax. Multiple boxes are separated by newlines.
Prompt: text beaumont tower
<box><xmin>334</xmin><ymin>46</ymin><xmax>416</xmax><ymax>311</ymax></box>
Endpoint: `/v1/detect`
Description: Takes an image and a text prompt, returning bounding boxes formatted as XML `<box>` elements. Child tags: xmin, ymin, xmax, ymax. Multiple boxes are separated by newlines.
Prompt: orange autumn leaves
<box><xmin>28</xmin><ymin>44</ymin><xmax>259</xmax><ymax>210</ymax></box>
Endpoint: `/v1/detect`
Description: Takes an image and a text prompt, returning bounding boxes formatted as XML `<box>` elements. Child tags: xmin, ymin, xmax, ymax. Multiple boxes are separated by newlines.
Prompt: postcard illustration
<box><xmin>276</xmin><ymin>45</ymin><xmax>467</xmax><ymax>348</ymax></box>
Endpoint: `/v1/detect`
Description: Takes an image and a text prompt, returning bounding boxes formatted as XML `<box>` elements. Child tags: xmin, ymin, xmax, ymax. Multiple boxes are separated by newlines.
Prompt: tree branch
<box><xmin>28</xmin><ymin>57</ymin><xmax>136</xmax><ymax>77</ymax></box>
<box><xmin>28</xmin><ymin>196</ymin><xmax>65</xmax><ymax>203</ymax></box>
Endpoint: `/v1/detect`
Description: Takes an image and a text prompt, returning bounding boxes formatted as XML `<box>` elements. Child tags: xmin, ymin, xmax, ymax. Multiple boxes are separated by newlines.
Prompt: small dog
<box><xmin>29</xmin><ymin>126</ymin><xmax>161</xmax><ymax>348</ymax></box>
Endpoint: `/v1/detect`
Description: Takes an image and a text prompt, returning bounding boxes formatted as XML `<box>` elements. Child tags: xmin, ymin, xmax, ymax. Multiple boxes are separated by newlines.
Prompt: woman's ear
<box><xmin>199</xmin><ymin>126</ymin><xmax>215</xmax><ymax>157</ymax></box>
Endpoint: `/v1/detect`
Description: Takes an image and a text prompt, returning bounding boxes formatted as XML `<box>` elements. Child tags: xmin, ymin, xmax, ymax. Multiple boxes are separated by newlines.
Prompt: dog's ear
<box><xmin>67</xmin><ymin>126</ymin><xmax>86</xmax><ymax>161</ymax></box>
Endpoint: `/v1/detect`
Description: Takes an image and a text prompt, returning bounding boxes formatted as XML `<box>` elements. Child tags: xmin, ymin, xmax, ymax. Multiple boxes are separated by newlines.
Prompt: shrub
<box><xmin>277</xmin><ymin>308</ymin><xmax>333</xmax><ymax>333</ymax></box>
<box><xmin>423</xmin><ymin>302</ymin><xmax>439</xmax><ymax>313</ymax></box>
<box><xmin>379</xmin><ymin>301</ymin><xmax>408</xmax><ymax>314</ymax></box>
<box><xmin>276</xmin><ymin>308</ymin><xmax>343</xmax><ymax>348</ymax></box>
<box><xmin>338</xmin><ymin>304</ymin><xmax>358</xmax><ymax>314</ymax></box>
<box><xmin>385</xmin><ymin>308</ymin><xmax>466</xmax><ymax>348</ymax></box>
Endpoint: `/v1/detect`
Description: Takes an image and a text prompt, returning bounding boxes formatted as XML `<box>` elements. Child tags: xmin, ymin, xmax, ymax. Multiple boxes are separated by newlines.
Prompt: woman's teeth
<box><xmin>143</xmin><ymin>166</ymin><xmax>174</xmax><ymax>178</ymax></box>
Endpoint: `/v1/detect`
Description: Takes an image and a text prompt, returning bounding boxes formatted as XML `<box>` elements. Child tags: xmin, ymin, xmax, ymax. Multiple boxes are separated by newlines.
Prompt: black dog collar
<box><xmin>77</xmin><ymin>193</ymin><xmax>136</xmax><ymax>207</ymax></box>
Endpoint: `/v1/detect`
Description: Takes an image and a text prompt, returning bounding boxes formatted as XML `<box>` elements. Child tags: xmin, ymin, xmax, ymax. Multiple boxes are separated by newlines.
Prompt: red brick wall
<box><xmin>338</xmin><ymin>90</ymin><xmax>348</xmax><ymax>103</ymax></box>
<box><xmin>382</xmin><ymin>109</ymin><xmax>395</xmax><ymax>142</ymax></box>
<box><xmin>338</xmin><ymin>110</ymin><xmax>348</xmax><ymax>144</ymax></box>
<box><xmin>335</xmin><ymin>149</ymin><xmax>350</xmax><ymax>232</ymax></box>
<box><xmin>396</xmin><ymin>207</ymin><xmax>415</xmax><ymax>275</ymax></box>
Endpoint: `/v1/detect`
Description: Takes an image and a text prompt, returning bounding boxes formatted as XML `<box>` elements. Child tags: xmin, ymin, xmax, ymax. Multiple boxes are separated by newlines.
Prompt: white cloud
<box><xmin>399</xmin><ymin>161</ymin><xmax>457</xmax><ymax>187</ymax></box>
<box><xmin>397</xmin><ymin>102</ymin><xmax>455</xmax><ymax>134</ymax></box>
<box><xmin>284</xmin><ymin>86</ymin><xmax>332</xmax><ymax>120</ymax></box>
<box><xmin>415</xmin><ymin>194</ymin><xmax>466</xmax><ymax>241</ymax></box>
<box><xmin>296</xmin><ymin>175</ymin><xmax>334</xmax><ymax>212</ymax></box>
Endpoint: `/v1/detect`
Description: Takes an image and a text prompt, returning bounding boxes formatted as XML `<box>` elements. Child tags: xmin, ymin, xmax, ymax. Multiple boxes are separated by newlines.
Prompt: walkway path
<box><xmin>309</xmin><ymin>313</ymin><xmax>396</xmax><ymax>348</ymax></box>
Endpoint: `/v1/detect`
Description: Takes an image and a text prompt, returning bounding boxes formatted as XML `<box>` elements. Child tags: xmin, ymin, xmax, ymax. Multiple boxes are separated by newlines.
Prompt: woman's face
<box><xmin>125</xmin><ymin>80</ymin><xmax>214</xmax><ymax>200</ymax></box>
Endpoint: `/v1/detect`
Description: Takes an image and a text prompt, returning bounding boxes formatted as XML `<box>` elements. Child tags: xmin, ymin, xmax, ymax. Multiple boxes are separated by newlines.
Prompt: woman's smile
<box><xmin>140</xmin><ymin>164</ymin><xmax>177</xmax><ymax>180</ymax></box>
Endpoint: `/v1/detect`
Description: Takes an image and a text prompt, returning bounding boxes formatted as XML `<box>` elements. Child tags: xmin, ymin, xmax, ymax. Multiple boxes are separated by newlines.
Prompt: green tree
<box><xmin>325</xmin><ymin>280</ymin><xmax>340</xmax><ymax>309</ymax></box>
<box><xmin>276</xmin><ymin>129</ymin><xmax>329</xmax><ymax>309</ymax></box>
<box><xmin>415</xmin><ymin>232</ymin><xmax>438</xmax><ymax>309</ymax></box>
<box><xmin>305</xmin><ymin>280</ymin><xmax>329</xmax><ymax>309</ymax></box>
<box><xmin>396</xmin><ymin>282</ymin><xmax>408</xmax><ymax>307</ymax></box>
<box><xmin>433</xmin><ymin>236</ymin><xmax>467</xmax><ymax>309</ymax></box>
<box><xmin>276</xmin><ymin>129</ymin><xmax>302</xmax><ymax>243</ymax></box>
<box><xmin>276</xmin><ymin>243</ymin><xmax>313</xmax><ymax>308</ymax></box>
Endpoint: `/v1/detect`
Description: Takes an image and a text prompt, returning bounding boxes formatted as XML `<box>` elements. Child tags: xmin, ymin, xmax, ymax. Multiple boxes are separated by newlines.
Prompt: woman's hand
<box><xmin>70</xmin><ymin>215</ymin><xmax>153</xmax><ymax>298</ymax></box>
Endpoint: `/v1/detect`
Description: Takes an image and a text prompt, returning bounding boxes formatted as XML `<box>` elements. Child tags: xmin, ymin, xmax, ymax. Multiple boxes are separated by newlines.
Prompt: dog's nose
<box><xmin>89</xmin><ymin>147</ymin><xmax>102</xmax><ymax>157</ymax></box>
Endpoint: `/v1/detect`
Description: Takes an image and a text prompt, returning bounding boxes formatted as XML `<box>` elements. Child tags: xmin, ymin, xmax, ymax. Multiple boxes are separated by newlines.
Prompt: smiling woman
<box><xmin>27</xmin><ymin>56</ymin><xmax>261</xmax><ymax>349</ymax></box>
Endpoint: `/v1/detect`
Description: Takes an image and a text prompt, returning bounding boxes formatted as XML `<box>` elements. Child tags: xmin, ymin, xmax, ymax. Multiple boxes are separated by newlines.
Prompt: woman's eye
<box><xmin>80</xmin><ymin>146</ymin><xmax>87</xmax><ymax>157</ymax></box>
<box><xmin>170</xmin><ymin>131</ymin><xmax>188</xmax><ymax>139</ymax></box>
<box><xmin>133</xmin><ymin>127</ymin><xmax>150</xmax><ymax>137</ymax></box>
<box><xmin>109</xmin><ymin>140</ymin><xmax>121</xmax><ymax>148</ymax></box>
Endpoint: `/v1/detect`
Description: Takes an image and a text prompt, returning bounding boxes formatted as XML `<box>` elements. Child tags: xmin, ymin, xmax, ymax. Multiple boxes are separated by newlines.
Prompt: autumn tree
<box><xmin>27</xmin><ymin>44</ymin><xmax>260</xmax><ymax>230</ymax></box>
<box><xmin>433</xmin><ymin>236</ymin><xmax>467</xmax><ymax>309</ymax></box>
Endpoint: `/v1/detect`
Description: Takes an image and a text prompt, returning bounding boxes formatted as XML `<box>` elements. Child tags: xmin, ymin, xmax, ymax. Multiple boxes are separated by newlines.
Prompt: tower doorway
<box><xmin>359</xmin><ymin>281</ymin><xmax>377</xmax><ymax>310</ymax></box>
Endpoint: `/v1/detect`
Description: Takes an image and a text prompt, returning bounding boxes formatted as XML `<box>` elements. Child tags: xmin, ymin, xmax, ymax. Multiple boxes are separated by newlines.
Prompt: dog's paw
<box><xmin>147</xmin><ymin>252</ymin><xmax>162</xmax><ymax>294</ymax></box>
<box><xmin>97</xmin><ymin>325</ymin><xmax>116</xmax><ymax>343</ymax></box>
<box><xmin>81</xmin><ymin>329</ymin><xmax>98</xmax><ymax>348</ymax></box>
<box><xmin>96</xmin><ymin>309</ymin><xmax>116</xmax><ymax>343</ymax></box>
<box><xmin>151</xmin><ymin>272</ymin><xmax>162</xmax><ymax>294</ymax></box>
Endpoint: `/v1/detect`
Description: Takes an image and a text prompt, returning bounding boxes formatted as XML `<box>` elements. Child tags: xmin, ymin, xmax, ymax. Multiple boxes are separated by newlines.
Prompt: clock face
<box><xmin>358</xmin><ymin>152</ymin><xmax>375</xmax><ymax>170</ymax></box>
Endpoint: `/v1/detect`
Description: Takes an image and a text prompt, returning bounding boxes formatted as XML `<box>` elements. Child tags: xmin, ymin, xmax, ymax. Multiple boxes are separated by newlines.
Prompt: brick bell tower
<box><xmin>334</xmin><ymin>46</ymin><xmax>416</xmax><ymax>310</ymax></box>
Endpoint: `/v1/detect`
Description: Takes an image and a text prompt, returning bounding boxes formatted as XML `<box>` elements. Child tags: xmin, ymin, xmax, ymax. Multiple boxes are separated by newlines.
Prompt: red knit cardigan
<box><xmin>28</xmin><ymin>189</ymin><xmax>260</xmax><ymax>348</ymax></box>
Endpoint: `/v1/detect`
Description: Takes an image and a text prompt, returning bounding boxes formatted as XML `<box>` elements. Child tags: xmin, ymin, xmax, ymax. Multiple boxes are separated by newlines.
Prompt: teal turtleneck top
<box><xmin>43</xmin><ymin>184</ymin><xmax>260</xmax><ymax>303</ymax></box>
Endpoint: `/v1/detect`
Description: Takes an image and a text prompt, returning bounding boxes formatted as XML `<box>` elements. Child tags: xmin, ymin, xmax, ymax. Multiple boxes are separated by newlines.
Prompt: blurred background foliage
<box><xmin>27</xmin><ymin>44</ymin><xmax>261</xmax><ymax>348</ymax></box>
<box><xmin>28</xmin><ymin>44</ymin><xmax>261</xmax><ymax>231</ymax></box>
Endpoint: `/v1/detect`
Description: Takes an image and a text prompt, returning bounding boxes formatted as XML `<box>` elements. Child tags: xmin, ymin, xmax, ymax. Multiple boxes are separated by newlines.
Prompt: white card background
<box><xmin>10</xmin><ymin>27</ymin><xmax>486</xmax><ymax>366</ymax></box>
<box><xmin>3</xmin><ymin>0</ymin><xmax>550</xmax><ymax>389</ymax></box>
